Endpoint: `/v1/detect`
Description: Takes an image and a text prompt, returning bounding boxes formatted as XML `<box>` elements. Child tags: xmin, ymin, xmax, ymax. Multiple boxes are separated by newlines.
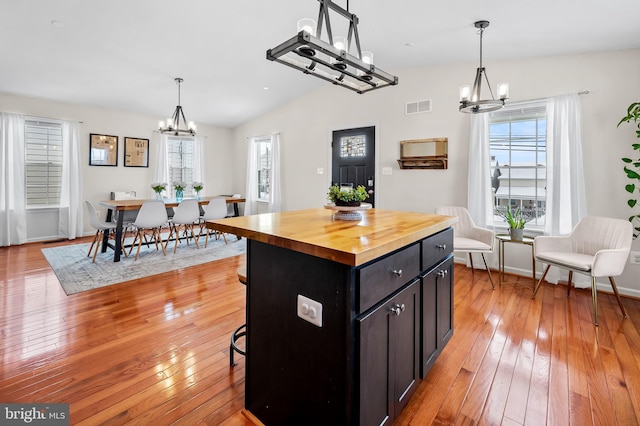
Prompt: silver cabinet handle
<box><xmin>437</xmin><ymin>244</ymin><xmax>447</xmax><ymax>250</ymax></box>
<box><xmin>437</xmin><ymin>269</ymin><xmax>448</xmax><ymax>278</ymax></box>
<box><xmin>392</xmin><ymin>269</ymin><xmax>403</xmax><ymax>277</ymax></box>
<box><xmin>389</xmin><ymin>303</ymin><xmax>405</xmax><ymax>316</ymax></box>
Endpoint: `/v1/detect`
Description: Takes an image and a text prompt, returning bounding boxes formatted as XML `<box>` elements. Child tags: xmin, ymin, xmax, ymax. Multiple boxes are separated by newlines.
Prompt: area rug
<box><xmin>42</xmin><ymin>237</ymin><xmax>246</xmax><ymax>295</ymax></box>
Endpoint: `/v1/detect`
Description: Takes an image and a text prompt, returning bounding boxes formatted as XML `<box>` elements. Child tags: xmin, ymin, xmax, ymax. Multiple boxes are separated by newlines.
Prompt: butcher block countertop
<box><xmin>206</xmin><ymin>207</ymin><xmax>457</xmax><ymax>266</ymax></box>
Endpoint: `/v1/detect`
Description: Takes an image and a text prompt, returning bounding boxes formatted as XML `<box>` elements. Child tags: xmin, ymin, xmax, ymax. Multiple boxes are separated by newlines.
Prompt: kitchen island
<box><xmin>207</xmin><ymin>208</ymin><xmax>457</xmax><ymax>425</ymax></box>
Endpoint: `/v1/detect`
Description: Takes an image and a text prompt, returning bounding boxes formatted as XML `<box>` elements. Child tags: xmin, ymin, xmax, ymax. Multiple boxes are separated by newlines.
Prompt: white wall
<box><xmin>231</xmin><ymin>48</ymin><xmax>640</xmax><ymax>296</ymax></box>
<box><xmin>0</xmin><ymin>92</ymin><xmax>234</xmax><ymax>239</ymax></box>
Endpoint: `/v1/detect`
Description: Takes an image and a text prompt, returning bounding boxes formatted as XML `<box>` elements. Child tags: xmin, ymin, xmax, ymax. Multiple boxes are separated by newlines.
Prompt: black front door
<box><xmin>331</xmin><ymin>126</ymin><xmax>376</xmax><ymax>207</ymax></box>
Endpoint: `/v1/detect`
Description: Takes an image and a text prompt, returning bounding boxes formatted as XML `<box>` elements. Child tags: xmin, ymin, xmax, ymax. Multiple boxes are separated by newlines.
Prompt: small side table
<box><xmin>496</xmin><ymin>234</ymin><xmax>536</xmax><ymax>297</ymax></box>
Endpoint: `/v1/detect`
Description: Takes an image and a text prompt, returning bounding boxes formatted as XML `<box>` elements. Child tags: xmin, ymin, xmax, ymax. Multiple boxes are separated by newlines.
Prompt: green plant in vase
<box><xmin>193</xmin><ymin>182</ymin><xmax>203</xmax><ymax>200</ymax></box>
<box><xmin>617</xmin><ymin>101</ymin><xmax>640</xmax><ymax>239</ymax></box>
<box><xmin>328</xmin><ymin>184</ymin><xmax>369</xmax><ymax>207</ymax></box>
<box><xmin>151</xmin><ymin>182</ymin><xmax>167</xmax><ymax>200</ymax></box>
<box><xmin>497</xmin><ymin>206</ymin><xmax>531</xmax><ymax>241</ymax></box>
<box><xmin>174</xmin><ymin>181</ymin><xmax>186</xmax><ymax>201</ymax></box>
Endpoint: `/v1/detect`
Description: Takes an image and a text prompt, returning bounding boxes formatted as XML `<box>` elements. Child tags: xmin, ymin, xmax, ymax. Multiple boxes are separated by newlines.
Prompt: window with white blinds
<box><xmin>168</xmin><ymin>136</ymin><xmax>195</xmax><ymax>195</ymax></box>
<box><xmin>489</xmin><ymin>101</ymin><xmax>547</xmax><ymax>229</ymax></box>
<box><xmin>25</xmin><ymin>119</ymin><xmax>63</xmax><ymax>206</ymax></box>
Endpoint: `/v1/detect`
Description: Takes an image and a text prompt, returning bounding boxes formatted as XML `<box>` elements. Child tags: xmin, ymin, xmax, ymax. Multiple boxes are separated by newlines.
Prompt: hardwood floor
<box><xmin>1</xmin><ymin>238</ymin><xmax>639</xmax><ymax>425</ymax></box>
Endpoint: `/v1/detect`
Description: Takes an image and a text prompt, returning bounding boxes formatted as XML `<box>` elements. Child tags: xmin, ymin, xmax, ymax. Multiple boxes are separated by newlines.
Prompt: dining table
<box><xmin>98</xmin><ymin>196</ymin><xmax>245</xmax><ymax>262</ymax></box>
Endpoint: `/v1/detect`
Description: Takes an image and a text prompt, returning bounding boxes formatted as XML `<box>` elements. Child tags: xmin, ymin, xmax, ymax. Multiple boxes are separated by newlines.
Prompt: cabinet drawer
<box><xmin>422</xmin><ymin>228</ymin><xmax>453</xmax><ymax>271</ymax></box>
<box><xmin>358</xmin><ymin>243</ymin><xmax>420</xmax><ymax>313</ymax></box>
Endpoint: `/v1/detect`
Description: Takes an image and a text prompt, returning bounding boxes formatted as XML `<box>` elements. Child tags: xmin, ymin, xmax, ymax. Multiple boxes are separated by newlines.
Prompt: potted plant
<box><xmin>617</xmin><ymin>101</ymin><xmax>640</xmax><ymax>239</ymax></box>
<box><xmin>173</xmin><ymin>181</ymin><xmax>186</xmax><ymax>201</ymax></box>
<box><xmin>151</xmin><ymin>182</ymin><xmax>167</xmax><ymax>200</ymax></box>
<box><xmin>497</xmin><ymin>206</ymin><xmax>531</xmax><ymax>241</ymax></box>
<box><xmin>328</xmin><ymin>184</ymin><xmax>369</xmax><ymax>207</ymax></box>
<box><xmin>192</xmin><ymin>182</ymin><xmax>204</xmax><ymax>200</ymax></box>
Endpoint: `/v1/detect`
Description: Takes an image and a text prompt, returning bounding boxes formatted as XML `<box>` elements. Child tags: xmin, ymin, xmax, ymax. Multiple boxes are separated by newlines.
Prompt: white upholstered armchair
<box><xmin>436</xmin><ymin>206</ymin><xmax>496</xmax><ymax>289</ymax></box>
<box><xmin>533</xmin><ymin>216</ymin><xmax>631</xmax><ymax>325</ymax></box>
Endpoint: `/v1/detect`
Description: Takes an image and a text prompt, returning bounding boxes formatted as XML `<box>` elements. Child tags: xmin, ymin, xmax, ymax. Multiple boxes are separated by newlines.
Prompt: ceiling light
<box><xmin>158</xmin><ymin>77</ymin><xmax>196</xmax><ymax>136</ymax></box>
<box><xmin>266</xmin><ymin>0</ymin><xmax>398</xmax><ymax>94</ymax></box>
<box><xmin>459</xmin><ymin>21</ymin><xmax>509</xmax><ymax>114</ymax></box>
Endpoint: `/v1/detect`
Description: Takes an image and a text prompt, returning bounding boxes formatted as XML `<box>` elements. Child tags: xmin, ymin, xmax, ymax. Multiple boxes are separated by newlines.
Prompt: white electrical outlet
<box><xmin>382</xmin><ymin>167</ymin><xmax>392</xmax><ymax>175</ymax></box>
<box><xmin>297</xmin><ymin>294</ymin><xmax>323</xmax><ymax>327</ymax></box>
<box><xmin>630</xmin><ymin>251</ymin><xmax>640</xmax><ymax>265</ymax></box>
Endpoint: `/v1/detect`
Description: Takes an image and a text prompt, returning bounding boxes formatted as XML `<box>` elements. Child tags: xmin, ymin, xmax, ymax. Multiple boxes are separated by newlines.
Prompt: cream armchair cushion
<box><xmin>436</xmin><ymin>206</ymin><xmax>495</xmax><ymax>289</ymax></box>
<box><xmin>533</xmin><ymin>216</ymin><xmax>631</xmax><ymax>325</ymax></box>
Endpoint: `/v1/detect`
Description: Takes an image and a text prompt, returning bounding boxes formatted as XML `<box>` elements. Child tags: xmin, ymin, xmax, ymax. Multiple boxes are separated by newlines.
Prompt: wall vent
<box><xmin>405</xmin><ymin>99</ymin><xmax>432</xmax><ymax>115</ymax></box>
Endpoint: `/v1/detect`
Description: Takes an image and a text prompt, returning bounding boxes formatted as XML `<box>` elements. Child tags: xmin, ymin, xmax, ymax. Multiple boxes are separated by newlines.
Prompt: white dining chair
<box><xmin>167</xmin><ymin>199</ymin><xmax>201</xmax><ymax>253</ymax></box>
<box><xmin>200</xmin><ymin>198</ymin><xmax>229</xmax><ymax>247</ymax></box>
<box><xmin>533</xmin><ymin>215</ymin><xmax>631</xmax><ymax>325</ymax></box>
<box><xmin>85</xmin><ymin>200</ymin><xmax>123</xmax><ymax>263</ymax></box>
<box><xmin>436</xmin><ymin>206</ymin><xmax>496</xmax><ymax>289</ymax></box>
<box><xmin>128</xmin><ymin>200</ymin><xmax>169</xmax><ymax>260</ymax></box>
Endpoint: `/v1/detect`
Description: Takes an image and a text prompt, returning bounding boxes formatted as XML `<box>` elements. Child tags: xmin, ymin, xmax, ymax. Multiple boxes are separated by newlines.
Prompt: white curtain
<box><xmin>467</xmin><ymin>113</ymin><xmax>493</xmax><ymax>226</ymax></box>
<box><xmin>545</xmin><ymin>94</ymin><xmax>587</xmax><ymax>235</ymax></box>
<box><xmin>545</xmin><ymin>94</ymin><xmax>588</xmax><ymax>284</ymax></box>
<box><xmin>58</xmin><ymin>120</ymin><xmax>83</xmax><ymax>239</ymax></box>
<box><xmin>152</xmin><ymin>132</ymin><xmax>170</xmax><ymax>197</ymax></box>
<box><xmin>245</xmin><ymin>133</ymin><xmax>281</xmax><ymax>215</ymax></box>
<box><xmin>193</xmin><ymin>135</ymin><xmax>206</xmax><ymax>186</ymax></box>
<box><xmin>245</xmin><ymin>138</ymin><xmax>258</xmax><ymax>215</ymax></box>
<box><xmin>269</xmin><ymin>133</ymin><xmax>282</xmax><ymax>213</ymax></box>
<box><xmin>0</xmin><ymin>113</ymin><xmax>27</xmax><ymax>246</ymax></box>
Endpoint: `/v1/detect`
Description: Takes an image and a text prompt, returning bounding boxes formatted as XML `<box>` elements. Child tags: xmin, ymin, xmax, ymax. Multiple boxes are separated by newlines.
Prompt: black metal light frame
<box><xmin>266</xmin><ymin>0</ymin><xmax>398</xmax><ymax>94</ymax></box>
<box><xmin>159</xmin><ymin>78</ymin><xmax>197</xmax><ymax>136</ymax></box>
<box><xmin>459</xmin><ymin>21</ymin><xmax>507</xmax><ymax>114</ymax></box>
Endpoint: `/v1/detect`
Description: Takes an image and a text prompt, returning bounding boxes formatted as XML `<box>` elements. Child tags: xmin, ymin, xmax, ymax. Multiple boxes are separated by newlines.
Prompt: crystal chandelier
<box><xmin>266</xmin><ymin>0</ymin><xmax>398</xmax><ymax>94</ymax></box>
<box><xmin>158</xmin><ymin>77</ymin><xmax>197</xmax><ymax>136</ymax></box>
<box><xmin>459</xmin><ymin>21</ymin><xmax>509</xmax><ymax>114</ymax></box>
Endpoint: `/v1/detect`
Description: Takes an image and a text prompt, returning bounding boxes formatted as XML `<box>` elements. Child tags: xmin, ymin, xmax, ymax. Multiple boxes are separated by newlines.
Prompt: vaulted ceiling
<box><xmin>1</xmin><ymin>0</ymin><xmax>639</xmax><ymax>128</ymax></box>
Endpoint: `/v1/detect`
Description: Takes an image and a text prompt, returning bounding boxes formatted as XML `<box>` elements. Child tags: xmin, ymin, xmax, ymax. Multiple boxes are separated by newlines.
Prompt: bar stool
<box><xmin>230</xmin><ymin>266</ymin><xmax>247</xmax><ymax>367</ymax></box>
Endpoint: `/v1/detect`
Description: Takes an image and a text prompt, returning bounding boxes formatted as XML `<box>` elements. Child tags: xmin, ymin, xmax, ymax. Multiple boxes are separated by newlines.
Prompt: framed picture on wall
<box><xmin>124</xmin><ymin>137</ymin><xmax>149</xmax><ymax>167</ymax></box>
<box><xmin>89</xmin><ymin>133</ymin><xmax>118</xmax><ymax>166</ymax></box>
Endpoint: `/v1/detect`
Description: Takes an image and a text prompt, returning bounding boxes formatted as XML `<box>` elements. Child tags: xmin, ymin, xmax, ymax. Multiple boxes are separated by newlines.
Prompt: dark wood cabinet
<box><xmin>421</xmin><ymin>256</ymin><xmax>454</xmax><ymax>377</ymax></box>
<box><xmin>244</xmin><ymin>227</ymin><xmax>453</xmax><ymax>425</ymax></box>
<box><xmin>358</xmin><ymin>279</ymin><xmax>420</xmax><ymax>426</ymax></box>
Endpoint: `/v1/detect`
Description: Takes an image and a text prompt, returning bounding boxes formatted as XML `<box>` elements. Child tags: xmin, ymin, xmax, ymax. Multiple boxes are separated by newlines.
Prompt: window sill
<box><xmin>26</xmin><ymin>205</ymin><xmax>60</xmax><ymax>211</ymax></box>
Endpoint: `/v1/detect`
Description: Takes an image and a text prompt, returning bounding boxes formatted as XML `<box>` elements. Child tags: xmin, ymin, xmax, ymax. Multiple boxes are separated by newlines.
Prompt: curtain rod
<box><xmin>504</xmin><ymin>90</ymin><xmax>590</xmax><ymax>107</ymax></box>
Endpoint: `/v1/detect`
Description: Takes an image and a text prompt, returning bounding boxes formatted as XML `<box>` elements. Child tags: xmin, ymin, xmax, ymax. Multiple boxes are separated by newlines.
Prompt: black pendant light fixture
<box><xmin>266</xmin><ymin>0</ymin><xmax>398</xmax><ymax>94</ymax></box>
<box><xmin>459</xmin><ymin>21</ymin><xmax>509</xmax><ymax>114</ymax></box>
<box><xmin>158</xmin><ymin>77</ymin><xmax>197</xmax><ymax>136</ymax></box>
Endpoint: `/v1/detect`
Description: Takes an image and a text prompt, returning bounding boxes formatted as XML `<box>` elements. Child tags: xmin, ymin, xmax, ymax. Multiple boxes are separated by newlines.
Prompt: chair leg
<box><xmin>91</xmin><ymin>230</ymin><xmax>103</xmax><ymax>263</ymax></box>
<box><xmin>469</xmin><ymin>253</ymin><xmax>475</xmax><ymax>275</ymax></box>
<box><xmin>88</xmin><ymin>230</ymin><xmax>100</xmax><ymax>257</ymax></box>
<box><xmin>609</xmin><ymin>276</ymin><xmax>628</xmax><ymax>319</ymax></box>
<box><xmin>156</xmin><ymin>228</ymin><xmax>167</xmax><ymax>256</ymax></box>
<box><xmin>480</xmin><ymin>253</ymin><xmax>495</xmax><ymax>290</ymax></box>
<box><xmin>591</xmin><ymin>276</ymin><xmax>599</xmax><ymax>326</ymax></box>
<box><xmin>135</xmin><ymin>231</ymin><xmax>144</xmax><ymax>261</ymax></box>
<box><xmin>532</xmin><ymin>264</ymin><xmax>550</xmax><ymax>299</ymax></box>
<box><xmin>567</xmin><ymin>271</ymin><xmax>573</xmax><ymax>296</ymax></box>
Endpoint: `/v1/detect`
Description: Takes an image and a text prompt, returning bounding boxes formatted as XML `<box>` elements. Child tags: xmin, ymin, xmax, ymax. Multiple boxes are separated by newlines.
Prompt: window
<box><xmin>340</xmin><ymin>134</ymin><xmax>366</xmax><ymax>157</ymax></box>
<box><xmin>25</xmin><ymin>119</ymin><xmax>63</xmax><ymax>206</ymax></box>
<box><xmin>255</xmin><ymin>137</ymin><xmax>272</xmax><ymax>201</ymax></box>
<box><xmin>489</xmin><ymin>101</ymin><xmax>547</xmax><ymax>229</ymax></box>
<box><xmin>168</xmin><ymin>137</ymin><xmax>195</xmax><ymax>195</ymax></box>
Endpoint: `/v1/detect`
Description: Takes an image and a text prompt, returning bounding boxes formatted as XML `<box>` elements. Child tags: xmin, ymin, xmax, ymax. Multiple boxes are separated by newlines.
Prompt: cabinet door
<box><xmin>358</xmin><ymin>279</ymin><xmax>420</xmax><ymax>426</ymax></box>
<box><xmin>421</xmin><ymin>256</ymin><xmax>454</xmax><ymax>378</ymax></box>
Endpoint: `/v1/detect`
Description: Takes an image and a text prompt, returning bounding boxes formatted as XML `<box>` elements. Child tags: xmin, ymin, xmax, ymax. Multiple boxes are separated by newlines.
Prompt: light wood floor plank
<box><xmin>2</xmin><ymin>239</ymin><xmax>640</xmax><ymax>425</ymax></box>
